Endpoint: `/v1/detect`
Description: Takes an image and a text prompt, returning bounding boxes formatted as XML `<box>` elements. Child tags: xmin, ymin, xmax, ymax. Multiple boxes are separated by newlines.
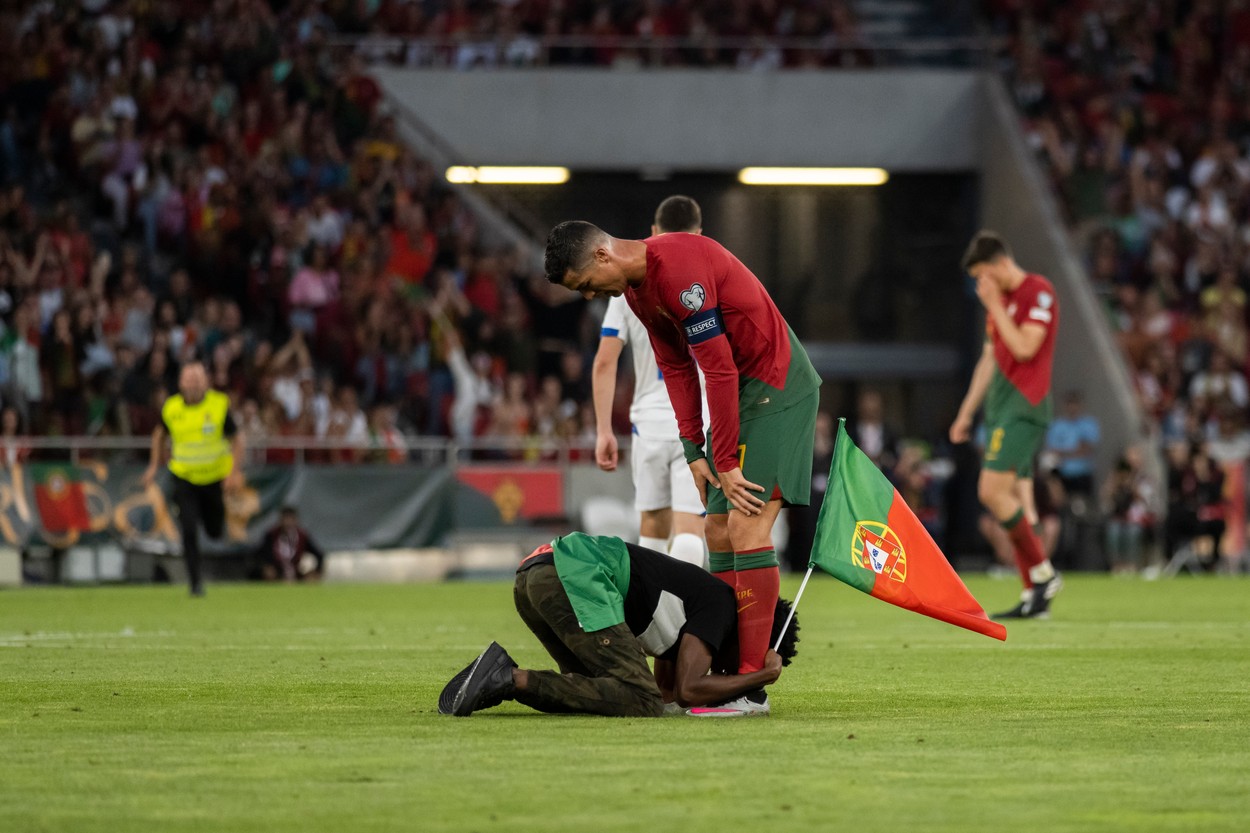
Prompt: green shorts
<box><xmin>982</xmin><ymin>416</ymin><xmax>1048</xmax><ymax>477</ymax></box>
<box><xmin>706</xmin><ymin>392</ymin><xmax>818</xmax><ymax>515</ymax></box>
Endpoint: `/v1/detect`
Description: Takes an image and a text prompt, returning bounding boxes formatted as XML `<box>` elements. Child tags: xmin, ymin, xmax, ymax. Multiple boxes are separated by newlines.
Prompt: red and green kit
<box><xmin>624</xmin><ymin>233</ymin><xmax>822</xmax><ymax>510</ymax></box>
<box><xmin>983</xmin><ymin>273</ymin><xmax>1059</xmax><ymax>476</ymax></box>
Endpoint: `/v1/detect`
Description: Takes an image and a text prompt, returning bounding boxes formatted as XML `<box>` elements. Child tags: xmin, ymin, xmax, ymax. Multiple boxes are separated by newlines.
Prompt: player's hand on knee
<box><xmin>688</xmin><ymin>459</ymin><xmax>718</xmax><ymax>509</ymax></box>
<box><xmin>721</xmin><ymin>467</ymin><xmax>764</xmax><ymax>515</ymax></box>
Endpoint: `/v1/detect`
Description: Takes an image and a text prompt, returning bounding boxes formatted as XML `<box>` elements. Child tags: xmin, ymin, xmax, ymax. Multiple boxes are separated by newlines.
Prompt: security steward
<box><xmin>143</xmin><ymin>361</ymin><xmax>244</xmax><ymax>596</ymax></box>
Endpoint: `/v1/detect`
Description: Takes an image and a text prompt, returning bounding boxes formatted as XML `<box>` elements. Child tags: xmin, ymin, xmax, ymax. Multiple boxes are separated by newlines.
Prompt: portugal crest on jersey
<box><xmin>853</xmin><ymin>521</ymin><xmax>907</xmax><ymax>583</ymax></box>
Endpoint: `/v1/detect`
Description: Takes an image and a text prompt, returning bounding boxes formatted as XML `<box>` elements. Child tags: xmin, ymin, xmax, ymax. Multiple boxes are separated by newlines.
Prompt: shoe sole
<box><xmin>686</xmin><ymin>707</ymin><xmax>770</xmax><ymax>717</ymax></box>
<box><xmin>686</xmin><ymin>697</ymin><xmax>771</xmax><ymax>717</ymax></box>
<box><xmin>438</xmin><ymin>663</ymin><xmax>475</xmax><ymax>715</ymax></box>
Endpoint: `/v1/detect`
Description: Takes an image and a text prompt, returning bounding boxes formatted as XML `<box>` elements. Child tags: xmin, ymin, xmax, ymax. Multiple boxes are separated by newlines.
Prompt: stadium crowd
<box><xmin>0</xmin><ymin>0</ymin><xmax>604</xmax><ymax>463</ymax></box>
<box><xmin>0</xmin><ymin>0</ymin><xmax>1244</xmax><ymax>570</ymax></box>
<box><xmin>994</xmin><ymin>0</ymin><xmax>1250</xmax><ymax>570</ymax></box>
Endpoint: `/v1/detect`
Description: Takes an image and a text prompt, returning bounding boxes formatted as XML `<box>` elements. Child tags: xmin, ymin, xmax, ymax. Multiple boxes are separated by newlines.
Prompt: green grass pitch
<box><xmin>2</xmin><ymin>574</ymin><xmax>1247</xmax><ymax>833</ymax></box>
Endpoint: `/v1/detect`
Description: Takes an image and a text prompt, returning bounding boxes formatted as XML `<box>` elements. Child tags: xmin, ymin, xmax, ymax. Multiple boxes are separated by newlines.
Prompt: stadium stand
<box><xmin>0</xmin><ymin>0</ymin><xmax>599</xmax><ymax>459</ymax></box>
<box><xmin>0</xmin><ymin>0</ymin><xmax>1244</xmax><ymax>572</ymax></box>
<box><xmin>992</xmin><ymin>0</ymin><xmax>1250</xmax><ymax>570</ymax></box>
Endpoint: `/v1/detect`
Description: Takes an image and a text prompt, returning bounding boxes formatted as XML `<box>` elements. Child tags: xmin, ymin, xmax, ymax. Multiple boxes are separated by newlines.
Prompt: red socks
<box><xmin>709</xmin><ymin>551</ymin><xmax>736</xmax><ymax>589</ymax></box>
<box><xmin>1002</xmin><ymin>510</ymin><xmax>1045</xmax><ymax>589</ymax></box>
<box><xmin>734</xmin><ymin>565</ymin><xmax>779</xmax><ymax>674</ymax></box>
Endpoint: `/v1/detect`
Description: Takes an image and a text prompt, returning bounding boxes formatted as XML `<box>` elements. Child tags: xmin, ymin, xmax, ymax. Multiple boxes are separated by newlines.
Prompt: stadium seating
<box><xmin>2</xmin><ymin>0</ymin><xmax>1244</xmax><ymax>571</ymax></box>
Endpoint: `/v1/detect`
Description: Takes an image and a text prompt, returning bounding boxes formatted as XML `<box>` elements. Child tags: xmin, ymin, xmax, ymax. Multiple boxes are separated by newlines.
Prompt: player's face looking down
<box><xmin>968</xmin><ymin>258</ymin><xmax>1009</xmax><ymax>290</ymax></box>
<box><xmin>561</xmin><ymin>248</ymin><xmax>630</xmax><ymax>300</ymax></box>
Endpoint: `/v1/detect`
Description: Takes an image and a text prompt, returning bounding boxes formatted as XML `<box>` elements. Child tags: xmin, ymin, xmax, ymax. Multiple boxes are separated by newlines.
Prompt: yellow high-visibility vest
<box><xmin>162</xmin><ymin>390</ymin><xmax>233</xmax><ymax>485</ymax></box>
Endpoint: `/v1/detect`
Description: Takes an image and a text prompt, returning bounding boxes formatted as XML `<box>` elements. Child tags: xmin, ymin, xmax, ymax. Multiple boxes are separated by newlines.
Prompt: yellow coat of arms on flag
<box><xmin>852</xmin><ymin>521</ymin><xmax>907</xmax><ymax>583</ymax></box>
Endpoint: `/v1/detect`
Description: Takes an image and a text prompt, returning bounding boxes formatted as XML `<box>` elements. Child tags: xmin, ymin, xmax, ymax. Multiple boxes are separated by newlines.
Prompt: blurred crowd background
<box><xmin>0</xmin><ymin>0</ymin><xmax>1246</xmax><ymax>573</ymax></box>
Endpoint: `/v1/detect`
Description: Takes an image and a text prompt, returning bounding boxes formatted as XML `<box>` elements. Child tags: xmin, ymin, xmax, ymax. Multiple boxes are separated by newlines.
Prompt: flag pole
<box><xmin>773</xmin><ymin>417</ymin><xmax>842</xmax><ymax>652</ymax></box>
<box><xmin>773</xmin><ymin>565</ymin><xmax>814</xmax><ymax>652</ymax></box>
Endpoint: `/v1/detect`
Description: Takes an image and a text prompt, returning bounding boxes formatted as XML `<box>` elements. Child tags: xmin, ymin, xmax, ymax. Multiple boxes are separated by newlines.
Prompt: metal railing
<box><xmin>331</xmin><ymin>33</ymin><xmax>1000</xmax><ymax>70</ymax></box>
<box><xmin>1</xmin><ymin>435</ymin><xmax>614</xmax><ymax>468</ymax></box>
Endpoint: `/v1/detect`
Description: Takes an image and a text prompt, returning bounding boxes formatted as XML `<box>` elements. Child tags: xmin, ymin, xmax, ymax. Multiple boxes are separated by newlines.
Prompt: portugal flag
<box><xmin>31</xmin><ymin>464</ymin><xmax>92</xmax><ymax>534</ymax></box>
<box><xmin>810</xmin><ymin>419</ymin><xmax>1006</xmax><ymax>641</ymax></box>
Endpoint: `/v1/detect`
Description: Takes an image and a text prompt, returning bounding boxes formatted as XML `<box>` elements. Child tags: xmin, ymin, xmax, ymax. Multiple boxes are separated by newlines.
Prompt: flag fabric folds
<box><xmin>31</xmin><ymin>464</ymin><xmax>93</xmax><ymax>534</ymax></box>
<box><xmin>809</xmin><ymin>419</ymin><xmax>1007</xmax><ymax>641</ymax></box>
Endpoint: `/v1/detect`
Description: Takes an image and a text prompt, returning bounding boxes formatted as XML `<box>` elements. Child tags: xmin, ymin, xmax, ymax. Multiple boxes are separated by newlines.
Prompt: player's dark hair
<box><xmin>654</xmin><ymin>195</ymin><xmax>701</xmax><ymax>234</ymax></box>
<box><xmin>544</xmin><ymin>221</ymin><xmax>606</xmax><ymax>285</ymax></box>
<box><xmin>961</xmin><ymin>230</ymin><xmax>1011</xmax><ymax>271</ymax></box>
<box><xmin>770</xmin><ymin>597</ymin><xmax>800</xmax><ymax>666</ymax></box>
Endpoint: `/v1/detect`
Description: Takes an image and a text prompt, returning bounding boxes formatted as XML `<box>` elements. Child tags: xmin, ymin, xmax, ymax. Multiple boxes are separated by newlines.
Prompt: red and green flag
<box><xmin>810</xmin><ymin>419</ymin><xmax>1006</xmax><ymax>641</ymax></box>
<box><xmin>31</xmin><ymin>464</ymin><xmax>92</xmax><ymax>534</ymax></box>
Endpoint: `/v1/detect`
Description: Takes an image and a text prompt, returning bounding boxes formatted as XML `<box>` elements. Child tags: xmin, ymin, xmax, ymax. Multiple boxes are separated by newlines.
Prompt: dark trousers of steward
<box><xmin>512</xmin><ymin>563</ymin><xmax>664</xmax><ymax>717</ymax></box>
<box><xmin>172</xmin><ymin>475</ymin><xmax>225</xmax><ymax>589</ymax></box>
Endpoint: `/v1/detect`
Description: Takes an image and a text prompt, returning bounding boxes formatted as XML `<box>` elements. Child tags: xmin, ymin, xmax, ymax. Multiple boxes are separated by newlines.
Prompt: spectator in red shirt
<box><xmin>385</xmin><ymin>203</ymin><xmax>437</xmax><ymax>286</ymax></box>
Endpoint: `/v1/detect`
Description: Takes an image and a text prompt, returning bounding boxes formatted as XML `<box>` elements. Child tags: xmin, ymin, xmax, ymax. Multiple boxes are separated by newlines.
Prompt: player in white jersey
<box><xmin>592</xmin><ymin>196</ymin><xmax>707</xmax><ymax>567</ymax></box>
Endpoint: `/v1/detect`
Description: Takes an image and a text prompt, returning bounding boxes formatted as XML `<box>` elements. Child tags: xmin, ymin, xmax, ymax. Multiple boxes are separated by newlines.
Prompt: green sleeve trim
<box><xmin>681</xmin><ymin>437</ymin><xmax>706</xmax><ymax>464</ymax></box>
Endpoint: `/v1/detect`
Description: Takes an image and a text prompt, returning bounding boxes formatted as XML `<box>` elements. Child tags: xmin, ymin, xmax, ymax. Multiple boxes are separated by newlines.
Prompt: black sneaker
<box><xmin>450</xmin><ymin>642</ymin><xmax>517</xmax><ymax>717</ymax></box>
<box><xmin>991</xmin><ymin>601</ymin><xmax>1030</xmax><ymax>620</ymax></box>
<box><xmin>438</xmin><ymin>647</ymin><xmax>511</xmax><ymax>714</ymax></box>
<box><xmin>1026</xmin><ymin>573</ymin><xmax>1063</xmax><ymax>619</ymax></box>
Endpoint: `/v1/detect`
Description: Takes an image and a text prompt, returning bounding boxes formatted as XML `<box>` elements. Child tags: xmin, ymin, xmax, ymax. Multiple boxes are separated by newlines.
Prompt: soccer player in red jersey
<box><xmin>950</xmin><ymin>231</ymin><xmax>1063</xmax><ymax>619</ymax></box>
<box><xmin>546</xmin><ymin>221</ymin><xmax>821</xmax><ymax>715</ymax></box>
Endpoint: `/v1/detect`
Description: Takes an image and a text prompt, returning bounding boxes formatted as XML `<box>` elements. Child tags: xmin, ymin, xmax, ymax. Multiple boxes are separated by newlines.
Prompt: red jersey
<box><xmin>626</xmin><ymin>234</ymin><xmax>820</xmax><ymax>473</ymax></box>
<box><xmin>986</xmin><ymin>273</ymin><xmax>1058</xmax><ymax>410</ymax></box>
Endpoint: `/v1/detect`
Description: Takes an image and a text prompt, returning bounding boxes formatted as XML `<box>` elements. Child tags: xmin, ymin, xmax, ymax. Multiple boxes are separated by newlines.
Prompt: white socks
<box><xmin>1029</xmin><ymin>560</ymin><xmax>1055</xmax><ymax>585</ymax></box>
<box><xmin>668</xmin><ymin>533</ymin><xmax>707</xmax><ymax>569</ymax></box>
<box><xmin>638</xmin><ymin>534</ymin><xmax>707</xmax><ymax>569</ymax></box>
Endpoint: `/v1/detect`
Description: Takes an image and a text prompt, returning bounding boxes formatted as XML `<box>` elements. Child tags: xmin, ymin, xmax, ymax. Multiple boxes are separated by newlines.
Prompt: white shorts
<box><xmin>630</xmin><ymin>432</ymin><xmax>705</xmax><ymax>516</ymax></box>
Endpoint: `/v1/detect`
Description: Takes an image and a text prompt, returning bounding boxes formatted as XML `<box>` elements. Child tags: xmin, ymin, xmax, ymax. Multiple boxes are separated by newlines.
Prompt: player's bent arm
<box><xmin>989</xmin><ymin>302</ymin><xmax>1048</xmax><ymax>361</ymax></box>
<box><xmin>649</xmin><ymin>329</ymin><xmax>706</xmax><ymax>452</ymax></box>
<box><xmin>688</xmin><ymin>335</ymin><xmax>742</xmax><ymax>472</ymax></box>
<box><xmin>671</xmin><ymin>633</ymin><xmax>782</xmax><ymax>708</ymax></box>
